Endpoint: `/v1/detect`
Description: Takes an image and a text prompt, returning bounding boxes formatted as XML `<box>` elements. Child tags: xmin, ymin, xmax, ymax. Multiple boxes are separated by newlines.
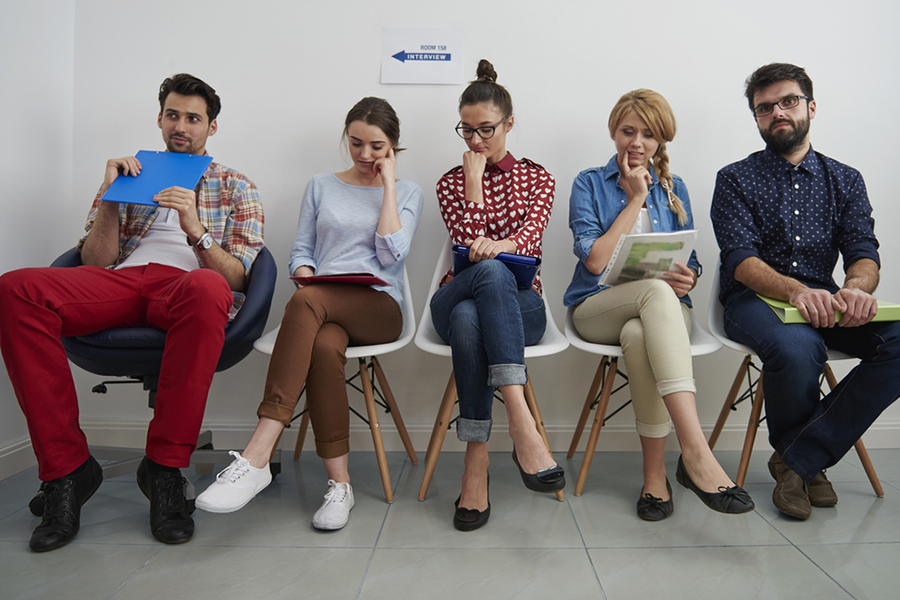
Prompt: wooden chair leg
<box><xmin>293</xmin><ymin>401</ymin><xmax>311</xmax><ymax>461</ymax></box>
<box><xmin>523</xmin><ymin>379</ymin><xmax>564</xmax><ymax>501</ymax></box>
<box><xmin>823</xmin><ymin>363</ymin><xmax>884</xmax><ymax>497</ymax></box>
<box><xmin>359</xmin><ymin>358</ymin><xmax>393</xmax><ymax>503</ymax></box>
<box><xmin>575</xmin><ymin>358</ymin><xmax>618</xmax><ymax>496</ymax></box>
<box><xmin>853</xmin><ymin>439</ymin><xmax>885</xmax><ymax>497</ymax></box>
<box><xmin>370</xmin><ymin>356</ymin><xmax>417</xmax><ymax>464</ymax></box>
<box><xmin>418</xmin><ymin>372</ymin><xmax>458</xmax><ymax>501</ymax></box>
<box><xmin>425</xmin><ymin>372</ymin><xmax>457</xmax><ymax>463</ymax></box>
<box><xmin>709</xmin><ymin>355</ymin><xmax>752</xmax><ymax>450</ymax></box>
<box><xmin>736</xmin><ymin>370</ymin><xmax>765</xmax><ymax>487</ymax></box>
<box><xmin>568</xmin><ymin>357</ymin><xmax>608</xmax><ymax>459</ymax></box>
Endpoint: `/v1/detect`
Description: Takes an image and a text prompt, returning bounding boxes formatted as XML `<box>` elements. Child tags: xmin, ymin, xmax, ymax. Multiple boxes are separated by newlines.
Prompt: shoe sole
<box><xmin>196</xmin><ymin>479</ymin><xmax>272</xmax><ymax>514</ymax></box>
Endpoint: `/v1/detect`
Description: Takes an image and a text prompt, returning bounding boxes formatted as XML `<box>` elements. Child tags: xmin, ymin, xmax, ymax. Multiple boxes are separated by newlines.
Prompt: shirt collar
<box><xmin>487</xmin><ymin>152</ymin><xmax>517</xmax><ymax>173</ymax></box>
<box><xmin>761</xmin><ymin>145</ymin><xmax>820</xmax><ymax>176</ymax></box>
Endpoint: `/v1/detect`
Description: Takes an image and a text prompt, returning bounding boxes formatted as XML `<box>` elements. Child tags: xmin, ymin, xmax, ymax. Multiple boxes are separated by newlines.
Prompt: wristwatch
<box><xmin>196</xmin><ymin>232</ymin><xmax>214</xmax><ymax>250</ymax></box>
<box><xmin>188</xmin><ymin>230</ymin><xmax>215</xmax><ymax>250</ymax></box>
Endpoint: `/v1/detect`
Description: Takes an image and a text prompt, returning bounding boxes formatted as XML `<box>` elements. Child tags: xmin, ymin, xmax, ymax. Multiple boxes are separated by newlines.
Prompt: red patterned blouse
<box><xmin>435</xmin><ymin>153</ymin><xmax>555</xmax><ymax>293</ymax></box>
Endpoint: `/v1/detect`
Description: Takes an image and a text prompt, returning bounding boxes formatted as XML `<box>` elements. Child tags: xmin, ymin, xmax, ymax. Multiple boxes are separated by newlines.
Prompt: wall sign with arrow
<box><xmin>382</xmin><ymin>27</ymin><xmax>463</xmax><ymax>85</ymax></box>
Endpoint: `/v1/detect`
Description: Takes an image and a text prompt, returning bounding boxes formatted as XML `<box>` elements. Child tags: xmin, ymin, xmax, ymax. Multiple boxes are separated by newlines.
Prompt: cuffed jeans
<box><xmin>724</xmin><ymin>287</ymin><xmax>900</xmax><ymax>481</ymax></box>
<box><xmin>430</xmin><ymin>260</ymin><xmax>546</xmax><ymax>442</ymax></box>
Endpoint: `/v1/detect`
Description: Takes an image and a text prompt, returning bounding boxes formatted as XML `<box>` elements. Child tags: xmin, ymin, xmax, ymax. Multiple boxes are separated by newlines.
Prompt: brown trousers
<box><xmin>257</xmin><ymin>284</ymin><xmax>402</xmax><ymax>458</ymax></box>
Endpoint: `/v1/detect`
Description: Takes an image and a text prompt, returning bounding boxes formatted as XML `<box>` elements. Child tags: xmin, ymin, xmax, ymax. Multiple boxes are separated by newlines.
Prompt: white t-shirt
<box><xmin>115</xmin><ymin>208</ymin><xmax>198</xmax><ymax>272</ymax></box>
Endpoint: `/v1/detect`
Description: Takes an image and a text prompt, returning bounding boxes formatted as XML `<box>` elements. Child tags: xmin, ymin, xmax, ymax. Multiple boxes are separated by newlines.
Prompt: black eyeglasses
<box><xmin>752</xmin><ymin>95</ymin><xmax>810</xmax><ymax>117</ymax></box>
<box><xmin>455</xmin><ymin>115</ymin><xmax>510</xmax><ymax>140</ymax></box>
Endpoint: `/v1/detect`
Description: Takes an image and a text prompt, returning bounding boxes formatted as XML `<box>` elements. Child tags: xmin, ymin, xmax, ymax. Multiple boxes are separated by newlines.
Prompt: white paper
<box><xmin>599</xmin><ymin>230</ymin><xmax>698</xmax><ymax>286</ymax></box>
<box><xmin>381</xmin><ymin>27</ymin><xmax>464</xmax><ymax>85</ymax></box>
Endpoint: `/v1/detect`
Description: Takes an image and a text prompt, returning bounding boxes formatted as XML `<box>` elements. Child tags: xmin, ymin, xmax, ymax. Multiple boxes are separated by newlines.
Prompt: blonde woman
<box><xmin>564</xmin><ymin>89</ymin><xmax>753</xmax><ymax>519</ymax></box>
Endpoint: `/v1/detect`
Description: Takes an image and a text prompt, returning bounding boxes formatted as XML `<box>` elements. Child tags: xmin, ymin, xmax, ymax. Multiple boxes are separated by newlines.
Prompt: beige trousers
<box><xmin>573</xmin><ymin>279</ymin><xmax>694</xmax><ymax>438</ymax></box>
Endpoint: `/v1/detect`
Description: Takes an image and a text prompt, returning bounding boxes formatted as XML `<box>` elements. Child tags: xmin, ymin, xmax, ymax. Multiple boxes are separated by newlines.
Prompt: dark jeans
<box><xmin>724</xmin><ymin>287</ymin><xmax>900</xmax><ymax>480</ymax></box>
<box><xmin>430</xmin><ymin>260</ymin><xmax>546</xmax><ymax>442</ymax></box>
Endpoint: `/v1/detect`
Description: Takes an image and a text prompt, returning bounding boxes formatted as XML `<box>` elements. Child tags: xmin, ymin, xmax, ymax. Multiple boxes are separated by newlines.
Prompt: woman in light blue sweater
<box><xmin>197</xmin><ymin>97</ymin><xmax>423</xmax><ymax>530</ymax></box>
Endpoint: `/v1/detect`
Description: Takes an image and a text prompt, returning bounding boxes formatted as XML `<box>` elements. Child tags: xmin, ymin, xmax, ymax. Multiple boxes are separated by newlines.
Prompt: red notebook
<box><xmin>290</xmin><ymin>273</ymin><xmax>391</xmax><ymax>287</ymax></box>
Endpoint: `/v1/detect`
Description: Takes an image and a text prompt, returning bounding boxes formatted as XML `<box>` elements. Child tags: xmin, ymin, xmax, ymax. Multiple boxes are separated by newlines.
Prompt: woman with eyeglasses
<box><xmin>195</xmin><ymin>97</ymin><xmax>423</xmax><ymax>530</ymax></box>
<box><xmin>430</xmin><ymin>59</ymin><xmax>562</xmax><ymax>532</ymax></box>
<box><xmin>564</xmin><ymin>89</ymin><xmax>753</xmax><ymax>520</ymax></box>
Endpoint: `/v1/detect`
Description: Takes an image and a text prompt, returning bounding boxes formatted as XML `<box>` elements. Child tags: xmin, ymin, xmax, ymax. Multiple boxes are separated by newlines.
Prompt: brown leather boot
<box><xmin>808</xmin><ymin>470</ymin><xmax>838</xmax><ymax>507</ymax></box>
<box><xmin>768</xmin><ymin>452</ymin><xmax>811</xmax><ymax>520</ymax></box>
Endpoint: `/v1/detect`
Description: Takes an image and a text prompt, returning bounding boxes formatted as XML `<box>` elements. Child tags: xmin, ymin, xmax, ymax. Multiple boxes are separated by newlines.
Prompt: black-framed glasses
<box><xmin>455</xmin><ymin>115</ymin><xmax>510</xmax><ymax>140</ymax></box>
<box><xmin>752</xmin><ymin>95</ymin><xmax>810</xmax><ymax>117</ymax></box>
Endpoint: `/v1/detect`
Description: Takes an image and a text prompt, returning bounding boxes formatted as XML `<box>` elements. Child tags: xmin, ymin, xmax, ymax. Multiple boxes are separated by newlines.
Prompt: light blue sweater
<box><xmin>289</xmin><ymin>173</ymin><xmax>424</xmax><ymax>306</ymax></box>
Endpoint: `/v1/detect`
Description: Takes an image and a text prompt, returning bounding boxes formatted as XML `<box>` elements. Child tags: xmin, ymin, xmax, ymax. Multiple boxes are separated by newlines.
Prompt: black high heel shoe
<box><xmin>675</xmin><ymin>455</ymin><xmax>754</xmax><ymax>514</ymax></box>
<box><xmin>512</xmin><ymin>448</ymin><xmax>565</xmax><ymax>493</ymax></box>
<box><xmin>454</xmin><ymin>473</ymin><xmax>490</xmax><ymax>532</ymax></box>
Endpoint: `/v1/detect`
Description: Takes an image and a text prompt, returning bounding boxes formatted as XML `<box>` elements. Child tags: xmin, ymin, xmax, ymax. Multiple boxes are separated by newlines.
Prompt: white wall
<box><xmin>0</xmin><ymin>1</ymin><xmax>76</xmax><ymax>477</ymax></box>
<box><xmin>3</xmin><ymin>0</ymin><xmax>900</xmax><ymax>477</ymax></box>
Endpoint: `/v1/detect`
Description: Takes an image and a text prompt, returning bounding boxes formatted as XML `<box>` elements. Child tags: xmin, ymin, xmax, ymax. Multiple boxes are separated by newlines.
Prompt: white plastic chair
<box><xmin>564</xmin><ymin>300</ymin><xmax>721</xmax><ymax>496</ymax></box>
<box><xmin>253</xmin><ymin>268</ymin><xmax>418</xmax><ymax>503</ymax></box>
<box><xmin>414</xmin><ymin>240</ymin><xmax>569</xmax><ymax>501</ymax></box>
<box><xmin>706</xmin><ymin>263</ymin><xmax>883</xmax><ymax>496</ymax></box>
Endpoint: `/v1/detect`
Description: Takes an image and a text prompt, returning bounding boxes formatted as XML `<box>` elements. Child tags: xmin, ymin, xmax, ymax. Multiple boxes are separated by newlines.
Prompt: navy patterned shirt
<box><xmin>711</xmin><ymin>147</ymin><xmax>879</xmax><ymax>305</ymax></box>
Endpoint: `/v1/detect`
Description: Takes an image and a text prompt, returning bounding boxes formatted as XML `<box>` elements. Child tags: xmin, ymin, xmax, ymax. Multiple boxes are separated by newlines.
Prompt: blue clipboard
<box><xmin>452</xmin><ymin>244</ymin><xmax>540</xmax><ymax>289</ymax></box>
<box><xmin>101</xmin><ymin>150</ymin><xmax>213</xmax><ymax>206</ymax></box>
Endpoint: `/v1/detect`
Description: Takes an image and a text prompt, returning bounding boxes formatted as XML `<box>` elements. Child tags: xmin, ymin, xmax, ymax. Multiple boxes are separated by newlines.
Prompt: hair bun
<box><xmin>475</xmin><ymin>59</ymin><xmax>497</xmax><ymax>82</ymax></box>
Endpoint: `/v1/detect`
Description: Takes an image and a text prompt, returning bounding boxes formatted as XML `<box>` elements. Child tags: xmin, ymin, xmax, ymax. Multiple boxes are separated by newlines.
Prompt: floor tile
<box><xmin>110</xmin><ymin>545</ymin><xmax>372</xmax><ymax>600</ymax></box>
<box><xmin>2</xmin><ymin>449</ymin><xmax>900</xmax><ymax>600</ymax></box>
<box><xmin>748</xmin><ymin>479</ymin><xmax>900</xmax><ymax>545</ymax></box>
<box><xmin>568</xmin><ymin>453</ymin><xmax>787</xmax><ymax>549</ymax></box>
<box><xmin>189</xmin><ymin>450</ymin><xmax>408</xmax><ymax>548</ymax></box>
<box><xmin>800</xmin><ymin>542</ymin><xmax>900</xmax><ymax>600</ymax></box>
<box><xmin>588</xmin><ymin>545</ymin><xmax>852</xmax><ymax>600</ymax></box>
<box><xmin>0</xmin><ymin>540</ymin><xmax>160</xmax><ymax>600</ymax></box>
<box><xmin>378</xmin><ymin>455</ymin><xmax>582</xmax><ymax>549</ymax></box>
<box><xmin>360</xmin><ymin>548</ymin><xmax>601</xmax><ymax>600</ymax></box>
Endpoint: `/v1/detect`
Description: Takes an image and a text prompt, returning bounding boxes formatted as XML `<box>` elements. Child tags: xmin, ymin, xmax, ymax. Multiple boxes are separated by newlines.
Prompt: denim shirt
<box><xmin>564</xmin><ymin>154</ymin><xmax>701</xmax><ymax>307</ymax></box>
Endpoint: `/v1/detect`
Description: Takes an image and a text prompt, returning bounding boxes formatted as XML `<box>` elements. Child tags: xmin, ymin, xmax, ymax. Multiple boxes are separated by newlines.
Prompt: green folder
<box><xmin>757</xmin><ymin>294</ymin><xmax>900</xmax><ymax>324</ymax></box>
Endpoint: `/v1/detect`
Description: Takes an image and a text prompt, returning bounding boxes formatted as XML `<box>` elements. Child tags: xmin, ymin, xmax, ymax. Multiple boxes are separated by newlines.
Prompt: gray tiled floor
<box><xmin>2</xmin><ymin>449</ymin><xmax>898</xmax><ymax>600</ymax></box>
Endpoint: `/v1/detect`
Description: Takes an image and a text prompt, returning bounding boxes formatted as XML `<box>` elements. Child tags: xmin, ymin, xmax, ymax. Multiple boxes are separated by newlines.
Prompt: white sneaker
<box><xmin>196</xmin><ymin>451</ymin><xmax>272</xmax><ymax>513</ymax></box>
<box><xmin>311</xmin><ymin>480</ymin><xmax>354</xmax><ymax>530</ymax></box>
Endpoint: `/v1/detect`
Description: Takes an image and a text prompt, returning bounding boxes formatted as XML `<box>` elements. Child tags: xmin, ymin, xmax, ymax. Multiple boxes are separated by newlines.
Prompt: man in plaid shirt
<box><xmin>0</xmin><ymin>74</ymin><xmax>264</xmax><ymax>552</ymax></box>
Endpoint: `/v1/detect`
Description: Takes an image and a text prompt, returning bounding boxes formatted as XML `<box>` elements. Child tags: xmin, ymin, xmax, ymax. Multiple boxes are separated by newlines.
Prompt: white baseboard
<box><xmin>0</xmin><ymin>438</ymin><xmax>36</xmax><ymax>480</ymax></box>
<box><xmin>4</xmin><ymin>420</ymin><xmax>900</xmax><ymax>481</ymax></box>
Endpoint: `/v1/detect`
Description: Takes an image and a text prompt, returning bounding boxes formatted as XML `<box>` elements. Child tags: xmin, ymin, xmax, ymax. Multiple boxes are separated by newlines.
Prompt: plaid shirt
<box><xmin>77</xmin><ymin>161</ymin><xmax>264</xmax><ymax>275</ymax></box>
<box><xmin>77</xmin><ymin>161</ymin><xmax>264</xmax><ymax>319</ymax></box>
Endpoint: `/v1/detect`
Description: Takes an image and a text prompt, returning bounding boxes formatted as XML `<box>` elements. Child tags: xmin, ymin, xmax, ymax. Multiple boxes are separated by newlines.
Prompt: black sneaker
<box><xmin>136</xmin><ymin>457</ymin><xmax>194</xmax><ymax>544</ymax></box>
<box><xmin>29</xmin><ymin>456</ymin><xmax>103</xmax><ymax>552</ymax></box>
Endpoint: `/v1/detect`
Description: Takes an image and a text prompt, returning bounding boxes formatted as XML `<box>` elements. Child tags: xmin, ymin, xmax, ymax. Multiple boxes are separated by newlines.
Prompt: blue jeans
<box><xmin>724</xmin><ymin>287</ymin><xmax>900</xmax><ymax>480</ymax></box>
<box><xmin>430</xmin><ymin>260</ymin><xmax>547</xmax><ymax>443</ymax></box>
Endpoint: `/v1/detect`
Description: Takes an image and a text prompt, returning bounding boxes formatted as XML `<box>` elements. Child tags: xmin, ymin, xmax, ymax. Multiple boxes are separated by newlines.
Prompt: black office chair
<box><xmin>29</xmin><ymin>246</ymin><xmax>278</xmax><ymax>515</ymax></box>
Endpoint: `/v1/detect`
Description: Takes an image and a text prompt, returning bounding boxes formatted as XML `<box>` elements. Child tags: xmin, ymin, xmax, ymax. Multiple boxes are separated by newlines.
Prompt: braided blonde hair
<box><xmin>608</xmin><ymin>89</ymin><xmax>688</xmax><ymax>226</ymax></box>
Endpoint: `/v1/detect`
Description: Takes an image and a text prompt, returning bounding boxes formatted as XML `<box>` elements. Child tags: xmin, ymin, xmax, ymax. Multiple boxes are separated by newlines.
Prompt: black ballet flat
<box><xmin>675</xmin><ymin>455</ymin><xmax>754</xmax><ymax>514</ymax></box>
<box><xmin>512</xmin><ymin>448</ymin><xmax>565</xmax><ymax>493</ymax></box>
<box><xmin>637</xmin><ymin>479</ymin><xmax>674</xmax><ymax>521</ymax></box>
<box><xmin>453</xmin><ymin>474</ymin><xmax>490</xmax><ymax>532</ymax></box>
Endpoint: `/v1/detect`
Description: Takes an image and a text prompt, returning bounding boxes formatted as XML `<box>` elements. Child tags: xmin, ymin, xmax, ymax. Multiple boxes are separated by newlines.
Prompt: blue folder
<box><xmin>101</xmin><ymin>150</ymin><xmax>213</xmax><ymax>206</ymax></box>
<box><xmin>452</xmin><ymin>244</ymin><xmax>540</xmax><ymax>289</ymax></box>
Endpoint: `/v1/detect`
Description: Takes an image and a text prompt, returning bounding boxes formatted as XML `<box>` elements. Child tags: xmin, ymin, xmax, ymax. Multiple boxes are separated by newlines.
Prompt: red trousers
<box><xmin>0</xmin><ymin>263</ymin><xmax>232</xmax><ymax>481</ymax></box>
